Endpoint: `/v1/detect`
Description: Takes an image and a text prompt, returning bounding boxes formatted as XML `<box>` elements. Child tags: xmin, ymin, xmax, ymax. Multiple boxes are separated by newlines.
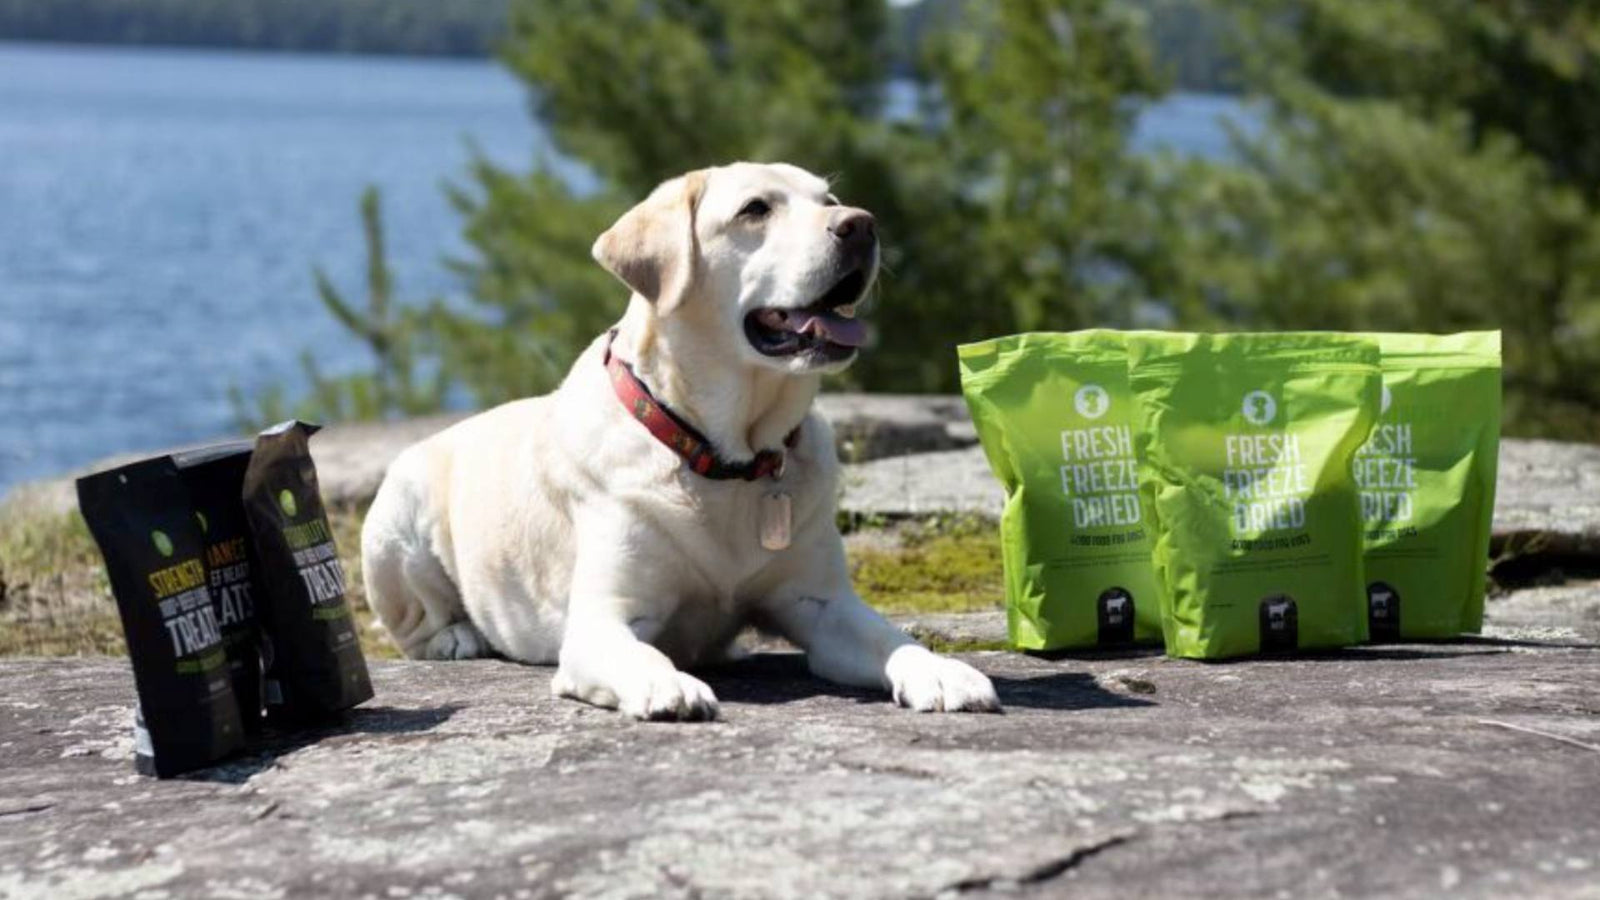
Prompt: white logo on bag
<box><xmin>1242</xmin><ymin>390</ymin><xmax>1277</xmax><ymax>426</ymax></box>
<box><xmin>1074</xmin><ymin>384</ymin><xmax>1109</xmax><ymax>420</ymax></box>
<box><xmin>1380</xmin><ymin>383</ymin><xmax>1392</xmax><ymax>415</ymax></box>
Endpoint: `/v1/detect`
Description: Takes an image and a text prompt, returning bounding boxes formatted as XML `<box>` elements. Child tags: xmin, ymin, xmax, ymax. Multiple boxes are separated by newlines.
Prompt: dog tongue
<box><xmin>791</xmin><ymin>312</ymin><xmax>867</xmax><ymax>348</ymax></box>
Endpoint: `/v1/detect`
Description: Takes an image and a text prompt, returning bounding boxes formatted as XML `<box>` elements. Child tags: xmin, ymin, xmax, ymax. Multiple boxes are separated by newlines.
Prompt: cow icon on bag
<box><xmin>1096</xmin><ymin>587</ymin><xmax>1136</xmax><ymax>646</ymax></box>
<box><xmin>1259</xmin><ymin>595</ymin><xmax>1298</xmax><ymax>653</ymax></box>
<box><xmin>1367</xmin><ymin>581</ymin><xmax>1401</xmax><ymax>642</ymax></box>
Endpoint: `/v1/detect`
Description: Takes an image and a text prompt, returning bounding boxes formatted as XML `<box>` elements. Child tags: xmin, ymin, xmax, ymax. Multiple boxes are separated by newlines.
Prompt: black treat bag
<box><xmin>174</xmin><ymin>442</ymin><xmax>264</xmax><ymax>732</ymax></box>
<box><xmin>242</xmin><ymin>421</ymin><xmax>373</xmax><ymax>722</ymax></box>
<box><xmin>77</xmin><ymin>457</ymin><xmax>245</xmax><ymax>777</ymax></box>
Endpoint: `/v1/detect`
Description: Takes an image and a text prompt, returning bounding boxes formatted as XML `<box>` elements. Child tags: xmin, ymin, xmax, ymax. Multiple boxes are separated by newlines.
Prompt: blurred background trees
<box><xmin>432</xmin><ymin>0</ymin><xmax>1168</xmax><ymax>402</ymax></box>
<box><xmin>1151</xmin><ymin>1</ymin><xmax>1600</xmax><ymax>439</ymax></box>
<box><xmin>291</xmin><ymin>0</ymin><xmax>1600</xmax><ymax>439</ymax></box>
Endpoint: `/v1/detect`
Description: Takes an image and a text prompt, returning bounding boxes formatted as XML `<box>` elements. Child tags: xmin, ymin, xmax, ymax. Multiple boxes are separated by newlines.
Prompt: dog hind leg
<box><xmin>362</xmin><ymin>464</ymin><xmax>492</xmax><ymax>660</ymax></box>
<box><xmin>422</xmin><ymin>620</ymin><xmax>493</xmax><ymax>660</ymax></box>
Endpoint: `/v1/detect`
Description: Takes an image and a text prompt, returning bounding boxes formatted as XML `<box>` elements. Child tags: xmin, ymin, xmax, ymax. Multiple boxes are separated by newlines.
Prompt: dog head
<box><xmin>592</xmin><ymin>162</ymin><xmax>878</xmax><ymax>375</ymax></box>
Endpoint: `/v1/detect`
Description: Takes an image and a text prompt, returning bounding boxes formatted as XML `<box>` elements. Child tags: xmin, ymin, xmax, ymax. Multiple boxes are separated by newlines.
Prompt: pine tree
<box><xmin>231</xmin><ymin>186</ymin><xmax>443</xmax><ymax>428</ymax></box>
<box><xmin>1149</xmin><ymin>1</ymin><xmax>1600</xmax><ymax>438</ymax></box>
<box><xmin>433</xmin><ymin>0</ymin><xmax>1166</xmax><ymax>402</ymax></box>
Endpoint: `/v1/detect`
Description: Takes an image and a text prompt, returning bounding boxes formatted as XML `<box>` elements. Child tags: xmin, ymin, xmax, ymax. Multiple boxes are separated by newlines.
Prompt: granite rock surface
<box><xmin>4</xmin><ymin>639</ymin><xmax>1599</xmax><ymax>899</ymax></box>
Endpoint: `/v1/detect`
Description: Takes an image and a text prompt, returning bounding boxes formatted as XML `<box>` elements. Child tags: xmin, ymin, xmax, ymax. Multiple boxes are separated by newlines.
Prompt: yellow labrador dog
<box><xmin>361</xmin><ymin>162</ymin><xmax>1000</xmax><ymax>720</ymax></box>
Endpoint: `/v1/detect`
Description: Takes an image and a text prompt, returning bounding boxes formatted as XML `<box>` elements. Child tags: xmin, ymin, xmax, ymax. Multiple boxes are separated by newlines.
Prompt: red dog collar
<box><xmin>604</xmin><ymin>331</ymin><xmax>796</xmax><ymax>481</ymax></box>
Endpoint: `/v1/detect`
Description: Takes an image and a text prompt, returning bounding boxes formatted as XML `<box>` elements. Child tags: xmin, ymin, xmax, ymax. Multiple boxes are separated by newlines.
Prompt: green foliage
<box><xmin>231</xmin><ymin>186</ymin><xmax>443</xmax><ymax>429</ymax></box>
<box><xmin>431</xmin><ymin>0</ymin><xmax>1166</xmax><ymax>406</ymax></box>
<box><xmin>0</xmin><ymin>509</ymin><xmax>121</xmax><ymax>657</ymax></box>
<box><xmin>1138</xmin><ymin>0</ymin><xmax>1240</xmax><ymax>92</ymax></box>
<box><xmin>284</xmin><ymin>0</ymin><xmax>1597</xmax><ymax>440</ymax></box>
<box><xmin>0</xmin><ymin>0</ymin><xmax>508</xmax><ymax>56</ymax></box>
<box><xmin>0</xmin><ymin>502</ymin><xmax>402</xmax><ymax>659</ymax></box>
<box><xmin>433</xmin><ymin>166</ymin><xmax>624</xmax><ymax>405</ymax></box>
<box><xmin>1146</xmin><ymin>0</ymin><xmax>1600</xmax><ymax>439</ymax></box>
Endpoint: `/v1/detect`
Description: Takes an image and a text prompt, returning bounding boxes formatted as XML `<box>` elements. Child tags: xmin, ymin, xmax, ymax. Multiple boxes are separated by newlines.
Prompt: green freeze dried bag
<box><xmin>1356</xmin><ymin>332</ymin><xmax>1502</xmax><ymax>640</ymax></box>
<box><xmin>1128</xmin><ymin>332</ymin><xmax>1381</xmax><ymax>659</ymax></box>
<box><xmin>959</xmin><ymin>331</ymin><xmax>1162</xmax><ymax>650</ymax></box>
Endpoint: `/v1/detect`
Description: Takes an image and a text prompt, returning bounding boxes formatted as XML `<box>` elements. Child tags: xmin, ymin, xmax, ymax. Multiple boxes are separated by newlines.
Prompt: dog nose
<box><xmin>828</xmin><ymin>209</ymin><xmax>876</xmax><ymax>248</ymax></box>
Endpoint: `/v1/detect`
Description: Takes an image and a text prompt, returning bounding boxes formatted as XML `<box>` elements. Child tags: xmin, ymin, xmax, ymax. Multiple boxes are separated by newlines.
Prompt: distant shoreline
<box><xmin>0</xmin><ymin>37</ymin><xmax>496</xmax><ymax>64</ymax></box>
<box><xmin>0</xmin><ymin>0</ymin><xmax>506</xmax><ymax>59</ymax></box>
<box><xmin>0</xmin><ymin>0</ymin><xmax>1240</xmax><ymax>92</ymax></box>
<box><xmin>0</xmin><ymin>35</ymin><xmax>492</xmax><ymax>61</ymax></box>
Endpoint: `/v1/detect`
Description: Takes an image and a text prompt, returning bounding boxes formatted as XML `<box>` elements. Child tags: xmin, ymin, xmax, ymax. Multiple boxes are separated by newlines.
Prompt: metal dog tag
<box><xmin>759</xmin><ymin>491</ymin><xmax>792</xmax><ymax>551</ymax></box>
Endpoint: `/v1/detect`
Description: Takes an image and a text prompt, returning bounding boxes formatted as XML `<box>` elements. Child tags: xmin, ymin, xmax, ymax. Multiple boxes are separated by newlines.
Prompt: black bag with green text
<box><xmin>77</xmin><ymin>458</ymin><xmax>245</xmax><ymax>777</ymax></box>
<box><xmin>173</xmin><ymin>442</ymin><xmax>264</xmax><ymax>731</ymax></box>
<box><xmin>959</xmin><ymin>331</ymin><xmax>1163</xmax><ymax>650</ymax></box>
<box><xmin>242</xmin><ymin>421</ymin><xmax>372</xmax><ymax>723</ymax></box>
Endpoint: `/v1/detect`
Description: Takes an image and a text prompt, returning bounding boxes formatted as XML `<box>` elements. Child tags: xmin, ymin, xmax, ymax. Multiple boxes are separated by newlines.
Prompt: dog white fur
<box><xmin>361</xmin><ymin>162</ymin><xmax>1000</xmax><ymax>719</ymax></box>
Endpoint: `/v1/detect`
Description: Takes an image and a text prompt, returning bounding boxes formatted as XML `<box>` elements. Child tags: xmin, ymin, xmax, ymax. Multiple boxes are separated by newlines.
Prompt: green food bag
<box><xmin>1356</xmin><ymin>332</ymin><xmax>1502</xmax><ymax>640</ymax></box>
<box><xmin>1128</xmin><ymin>332</ymin><xmax>1381</xmax><ymax>659</ymax></box>
<box><xmin>959</xmin><ymin>331</ymin><xmax>1163</xmax><ymax>650</ymax></box>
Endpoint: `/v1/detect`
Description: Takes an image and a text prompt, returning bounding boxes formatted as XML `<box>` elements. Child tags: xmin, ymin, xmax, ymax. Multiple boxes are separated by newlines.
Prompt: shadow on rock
<box><xmin>1177</xmin><ymin>642</ymin><xmax>1582</xmax><ymax>664</ymax></box>
<box><xmin>1024</xmin><ymin>646</ymin><xmax>1167</xmax><ymax>663</ymax></box>
<box><xmin>1458</xmin><ymin>635</ymin><xmax>1600</xmax><ymax>651</ymax></box>
<box><xmin>698</xmin><ymin>653</ymin><xmax>882</xmax><ymax>706</ymax></box>
<box><xmin>698</xmin><ymin>652</ymin><xmax>1155</xmax><ymax>713</ymax></box>
<box><xmin>341</xmin><ymin>703</ymin><xmax>464</xmax><ymax>734</ymax></box>
<box><xmin>187</xmin><ymin>703</ymin><xmax>463</xmax><ymax>784</ymax></box>
<box><xmin>989</xmin><ymin>671</ymin><xmax>1156</xmax><ymax>711</ymax></box>
<box><xmin>1284</xmin><ymin>645</ymin><xmax>1516</xmax><ymax>662</ymax></box>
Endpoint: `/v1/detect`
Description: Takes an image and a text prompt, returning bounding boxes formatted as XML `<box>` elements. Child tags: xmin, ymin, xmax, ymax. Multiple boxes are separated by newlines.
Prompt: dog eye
<box><xmin>823</xmin><ymin>194</ymin><xmax>840</xmax><ymax>207</ymax></box>
<box><xmin>738</xmin><ymin>198</ymin><xmax>772</xmax><ymax>219</ymax></box>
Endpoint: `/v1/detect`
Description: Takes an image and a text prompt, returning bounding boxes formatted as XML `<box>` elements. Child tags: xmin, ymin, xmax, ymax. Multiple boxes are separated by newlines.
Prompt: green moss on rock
<box><xmin>851</xmin><ymin>518</ymin><xmax>1005</xmax><ymax>615</ymax></box>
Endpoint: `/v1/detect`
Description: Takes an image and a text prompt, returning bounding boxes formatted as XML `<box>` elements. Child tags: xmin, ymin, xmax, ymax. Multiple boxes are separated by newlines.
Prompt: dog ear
<box><xmin>592</xmin><ymin>170</ymin><xmax>708</xmax><ymax>313</ymax></box>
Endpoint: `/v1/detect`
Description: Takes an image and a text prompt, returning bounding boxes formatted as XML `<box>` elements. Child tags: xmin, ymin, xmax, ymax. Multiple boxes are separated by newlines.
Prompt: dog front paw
<box><xmin>618</xmin><ymin>670</ymin><xmax>720</xmax><ymax>722</ymax></box>
<box><xmin>553</xmin><ymin>652</ymin><xmax>719</xmax><ymax>721</ymax></box>
<box><xmin>886</xmin><ymin>646</ymin><xmax>1002</xmax><ymax>713</ymax></box>
<box><xmin>552</xmin><ymin>666</ymin><xmax>718</xmax><ymax>721</ymax></box>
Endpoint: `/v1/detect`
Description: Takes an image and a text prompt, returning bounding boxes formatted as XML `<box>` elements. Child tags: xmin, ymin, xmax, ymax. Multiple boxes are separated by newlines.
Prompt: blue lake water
<box><xmin>0</xmin><ymin>41</ymin><xmax>1248</xmax><ymax>494</ymax></box>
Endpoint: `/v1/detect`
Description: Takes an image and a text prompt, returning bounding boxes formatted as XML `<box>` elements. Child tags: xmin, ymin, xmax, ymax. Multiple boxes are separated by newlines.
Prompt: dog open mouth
<box><xmin>744</xmin><ymin>268</ymin><xmax>870</xmax><ymax>361</ymax></box>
